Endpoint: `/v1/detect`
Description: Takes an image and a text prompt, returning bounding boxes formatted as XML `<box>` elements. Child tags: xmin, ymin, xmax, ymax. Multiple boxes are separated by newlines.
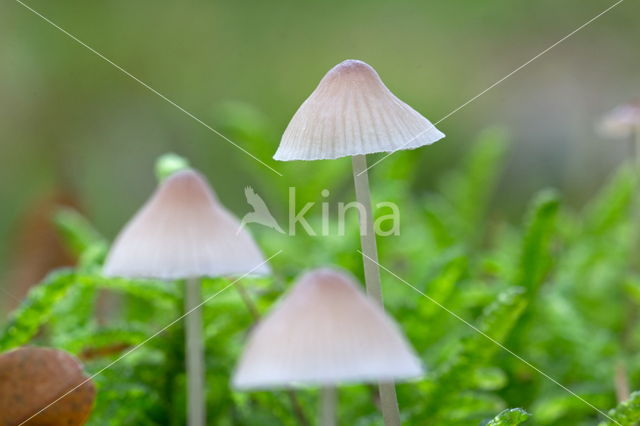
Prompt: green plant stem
<box><xmin>352</xmin><ymin>155</ymin><xmax>383</xmax><ymax>304</ymax></box>
<box><xmin>352</xmin><ymin>154</ymin><xmax>401</xmax><ymax>426</ymax></box>
<box><xmin>320</xmin><ymin>386</ymin><xmax>337</xmax><ymax>426</ymax></box>
<box><xmin>288</xmin><ymin>390</ymin><xmax>310</xmax><ymax>426</ymax></box>
<box><xmin>185</xmin><ymin>277</ymin><xmax>205</xmax><ymax>426</ymax></box>
<box><xmin>234</xmin><ymin>280</ymin><xmax>260</xmax><ymax>321</ymax></box>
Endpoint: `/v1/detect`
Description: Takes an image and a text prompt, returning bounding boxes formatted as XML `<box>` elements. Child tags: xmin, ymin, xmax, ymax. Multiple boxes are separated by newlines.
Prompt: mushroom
<box><xmin>274</xmin><ymin>59</ymin><xmax>442</xmax><ymax>424</ymax></box>
<box><xmin>232</xmin><ymin>268</ymin><xmax>423</xmax><ymax>426</ymax></box>
<box><xmin>598</xmin><ymin>100</ymin><xmax>640</xmax><ymax>163</ymax></box>
<box><xmin>0</xmin><ymin>346</ymin><xmax>96</xmax><ymax>425</ymax></box>
<box><xmin>103</xmin><ymin>168</ymin><xmax>269</xmax><ymax>426</ymax></box>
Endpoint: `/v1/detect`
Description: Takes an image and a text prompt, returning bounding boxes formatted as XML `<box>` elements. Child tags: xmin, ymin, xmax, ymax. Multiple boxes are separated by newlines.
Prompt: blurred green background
<box><xmin>2</xmin><ymin>0</ymin><xmax>639</xmax><ymax>285</ymax></box>
<box><xmin>2</xmin><ymin>1</ymin><xmax>640</xmax><ymax>424</ymax></box>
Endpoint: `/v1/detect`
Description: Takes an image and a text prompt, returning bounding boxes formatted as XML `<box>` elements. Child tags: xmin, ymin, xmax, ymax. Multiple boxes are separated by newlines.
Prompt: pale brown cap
<box><xmin>274</xmin><ymin>59</ymin><xmax>444</xmax><ymax>161</ymax></box>
<box><xmin>232</xmin><ymin>268</ymin><xmax>423</xmax><ymax>389</ymax></box>
<box><xmin>103</xmin><ymin>169</ymin><xmax>270</xmax><ymax>279</ymax></box>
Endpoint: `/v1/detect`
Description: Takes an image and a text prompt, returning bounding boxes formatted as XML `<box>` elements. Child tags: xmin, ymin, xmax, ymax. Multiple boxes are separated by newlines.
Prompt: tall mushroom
<box><xmin>232</xmin><ymin>267</ymin><xmax>423</xmax><ymax>426</ymax></box>
<box><xmin>598</xmin><ymin>100</ymin><xmax>640</xmax><ymax>401</ymax></box>
<box><xmin>103</xmin><ymin>168</ymin><xmax>269</xmax><ymax>426</ymax></box>
<box><xmin>274</xmin><ymin>59</ymin><xmax>443</xmax><ymax>424</ymax></box>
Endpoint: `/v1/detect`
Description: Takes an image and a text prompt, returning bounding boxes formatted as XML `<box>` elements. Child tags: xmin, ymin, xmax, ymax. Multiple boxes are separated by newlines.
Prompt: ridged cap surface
<box><xmin>274</xmin><ymin>59</ymin><xmax>444</xmax><ymax>161</ymax></box>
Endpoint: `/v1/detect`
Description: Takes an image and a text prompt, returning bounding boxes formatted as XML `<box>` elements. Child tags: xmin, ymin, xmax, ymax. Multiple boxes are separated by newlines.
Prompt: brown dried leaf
<box><xmin>5</xmin><ymin>190</ymin><xmax>78</xmax><ymax>313</ymax></box>
<box><xmin>0</xmin><ymin>347</ymin><xmax>95</xmax><ymax>426</ymax></box>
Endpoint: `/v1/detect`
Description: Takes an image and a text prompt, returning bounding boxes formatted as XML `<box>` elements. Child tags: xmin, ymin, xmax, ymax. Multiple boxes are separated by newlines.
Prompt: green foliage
<box><xmin>57</xmin><ymin>326</ymin><xmax>148</xmax><ymax>356</ymax></box>
<box><xmin>213</xmin><ymin>100</ymin><xmax>348</xmax><ymax>207</ymax></box>
<box><xmin>583</xmin><ymin>165</ymin><xmax>637</xmax><ymax>235</ymax></box>
<box><xmin>440</xmin><ymin>127</ymin><xmax>509</xmax><ymax>236</ymax></box>
<box><xmin>54</xmin><ymin>208</ymin><xmax>106</xmax><ymax>256</ymax></box>
<box><xmin>599</xmin><ymin>391</ymin><xmax>640</xmax><ymax>426</ymax></box>
<box><xmin>418</xmin><ymin>287</ymin><xmax>528</xmax><ymax>424</ymax></box>
<box><xmin>444</xmin><ymin>287</ymin><xmax>527</xmax><ymax>385</ymax></box>
<box><xmin>2</xmin><ymin>129</ymin><xmax>639</xmax><ymax>425</ymax></box>
<box><xmin>423</xmin><ymin>128</ymin><xmax>510</xmax><ymax>249</ymax></box>
<box><xmin>0</xmin><ymin>269</ymin><xmax>75</xmax><ymax>351</ymax></box>
<box><xmin>512</xmin><ymin>190</ymin><xmax>560</xmax><ymax>294</ymax></box>
<box><xmin>77</xmin><ymin>275</ymin><xmax>179</xmax><ymax>305</ymax></box>
<box><xmin>485</xmin><ymin>408</ymin><xmax>531</xmax><ymax>425</ymax></box>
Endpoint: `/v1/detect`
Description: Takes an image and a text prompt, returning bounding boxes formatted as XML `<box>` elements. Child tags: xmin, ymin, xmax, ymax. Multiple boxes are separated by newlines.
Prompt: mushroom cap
<box><xmin>598</xmin><ymin>101</ymin><xmax>640</xmax><ymax>139</ymax></box>
<box><xmin>0</xmin><ymin>347</ymin><xmax>96</xmax><ymax>426</ymax></box>
<box><xmin>103</xmin><ymin>169</ymin><xmax>270</xmax><ymax>280</ymax></box>
<box><xmin>274</xmin><ymin>59</ymin><xmax>444</xmax><ymax>161</ymax></box>
<box><xmin>232</xmin><ymin>268</ymin><xmax>423</xmax><ymax>389</ymax></box>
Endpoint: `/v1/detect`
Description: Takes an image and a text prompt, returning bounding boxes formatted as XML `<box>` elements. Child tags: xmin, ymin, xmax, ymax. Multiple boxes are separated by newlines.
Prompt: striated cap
<box><xmin>103</xmin><ymin>169</ymin><xmax>270</xmax><ymax>280</ymax></box>
<box><xmin>232</xmin><ymin>268</ymin><xmax>423</xmax><ymax>389</ymax></box>
<box><xmin>274</xmin><ymin>59</ymin><xmax>444</xmax><ymax>161</ymax></box>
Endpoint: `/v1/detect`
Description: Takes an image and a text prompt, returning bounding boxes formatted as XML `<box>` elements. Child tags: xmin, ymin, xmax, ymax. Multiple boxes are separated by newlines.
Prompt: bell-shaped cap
<box><xmin>103</xmin><ymin>169</ymin><xmax>270</xmax><ymax>280</ymax></box>
<box><xmin>274</xmin><ymin>59</ymin><xmax>444</xmax><ymax>161</ymax></box>
<box><xmin>232</xmin><ymin>268</ymin><xmax>423</xmax><ymax>389</ymax></box>
<box><xmin>598</xmin><ymin>101</ymin><xmax>640</xmax><ymax>139</ymax></box>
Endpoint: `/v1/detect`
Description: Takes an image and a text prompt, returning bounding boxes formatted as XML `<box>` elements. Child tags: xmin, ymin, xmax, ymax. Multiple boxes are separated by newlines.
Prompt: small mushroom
<box><xmin>103</xmin><ymin>168</ymin><xmax>270</xmax><ymax>426</ymax></box>
<box><xmin>274</xmin><ymin>59</ymin><xmax>442</xmax><ymax>425</ymax></box>
<box><xmin>232</xmin><ymin>268</ymin><xmax>422</xmax><ymax>425</ymax></box>
<box><xmin>0</xmin><ymin>346</ymin><xmax>96</xmax><ymax>426</ymax></box>
<box><xmin>598</xmin><ymin>100</ymin><xmax>640</xmax><ymax>164</ymax></box>
<box><xmin>599</xmin><ymin>101</ymin><xmax>640</xmax><ymax>139</ymax></box>
<box><xmin>103</xmin><ymin>169</ymin><xmax>269</xmax><ymax>279</ymax></box>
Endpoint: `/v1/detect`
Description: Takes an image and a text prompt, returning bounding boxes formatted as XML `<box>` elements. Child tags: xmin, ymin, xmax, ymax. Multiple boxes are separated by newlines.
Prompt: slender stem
<box><xmin>352</xmin><ymin>155</ymin><xmax>401</xmax><ymax>426</ymax></box>
<box><xmin>613</xmin><ymin>127</ymin><xmax>640</xmax><ymax>405</ymax></box>
<box><xmin>631</xmin><ymin>127</ymin><xmax>638</xmax><ymax>164</ymax></box>
<box><xmin>352</xmin><ymin>155</ymin><xmax>383</xmax><ymax>304</ymax></box>
<box><xmin>377</xmin><ymin>383</ymin><xmax>401</xmax><ymax>426</ymax></box>
<box><xmin>320</xmin><ymin>386</ymin><xmax>337</xmax><ymax>426</ymax></box>
<box><xmin>634</xmin><ymin>127</ymin><xmax>640</xmax><ymax>168</ymax></box>
<box><xmin>185</xmin><ymin>278</ymin><xmax>205</xmax><ymax>426</ymax></box>
<box><xmin>619</xmin><ymin>126</ymin><xmax>640</xmax><ymax>401</ymax></box>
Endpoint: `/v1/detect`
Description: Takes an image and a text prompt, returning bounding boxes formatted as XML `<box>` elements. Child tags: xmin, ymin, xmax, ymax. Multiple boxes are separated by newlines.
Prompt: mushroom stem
<box><xmin>634</xmin><ymin>127</ymin><xmax>640</xmax><ymax>167</ymax></box>
<box><xmin>351</xmin><ymin>154</ymin><xmax>401</xmax><ymax>426</ymax></box>
<box><xmin>320</xmin><ymin>386</ymin><xmax>337</xmax><ymax>426</ymax></box>
<box><xmin>352</xmin><ymin>155</ymin><xmax>383</xmax><ymax>303</ymax></box>
<box><xmin>185</xmin><ymin>277</ymin><xmax>206</xmax><ymax>426</ymax></box>
<box><xmin>614</xmin><ymin>359</ymin><xmax>631</xmax><ymax>402</ymax></box>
